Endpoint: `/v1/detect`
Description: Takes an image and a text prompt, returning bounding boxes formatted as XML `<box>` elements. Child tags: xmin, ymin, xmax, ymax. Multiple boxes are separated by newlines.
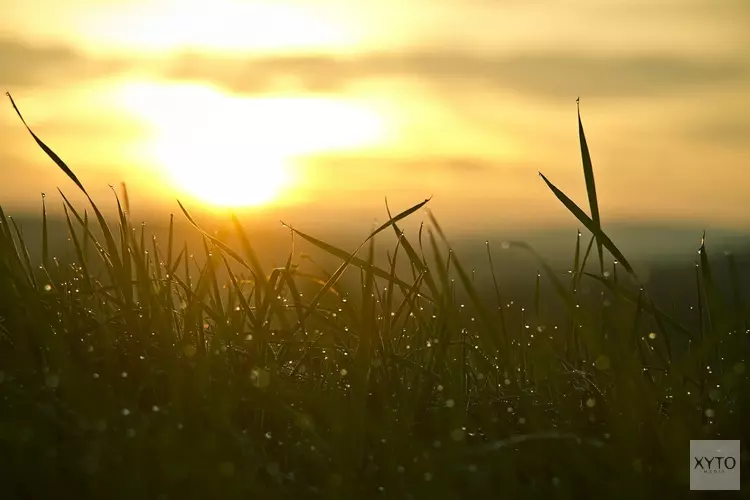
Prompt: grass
<box><xmin>0</xmin><ymin>92</ymin><xmax>747</xmax><ymax>499</ymax></box>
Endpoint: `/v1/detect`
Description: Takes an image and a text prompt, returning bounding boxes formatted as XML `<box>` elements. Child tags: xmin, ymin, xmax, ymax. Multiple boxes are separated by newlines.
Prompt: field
<box><xmin>1</xmin><ymin>94</ymin><xmax>748</xmax><ymax>499</ymax></box>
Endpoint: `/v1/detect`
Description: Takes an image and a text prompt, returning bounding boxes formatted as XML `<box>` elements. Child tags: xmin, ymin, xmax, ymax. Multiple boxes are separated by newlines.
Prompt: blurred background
<box><xmin>1</xmin><ymin>0</ymin><xmax>748</xmax><ymax>262</ymax></box>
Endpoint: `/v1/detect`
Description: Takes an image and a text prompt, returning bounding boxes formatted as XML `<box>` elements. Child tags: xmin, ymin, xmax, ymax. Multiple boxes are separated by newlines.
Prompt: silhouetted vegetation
<box><xmin>0</xmin><ymin>93</ymin><xmax>747</xmax><ymax>499</ymax></box>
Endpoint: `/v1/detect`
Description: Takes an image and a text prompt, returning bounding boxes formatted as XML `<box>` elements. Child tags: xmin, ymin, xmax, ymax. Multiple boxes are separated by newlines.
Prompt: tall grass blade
<box><xmin>577</xmin><ymin>99</ymin><xmax>604</xmax><ymax>274</ymax></box>
<box><xmin>7</xmin><ymin>92</ymin><xmax>87</xmax><ymax>194</ymax></box>
<box><xmin>41</xmin><ymin>194</ymin><xmax>49</xmax><ymax>268</ymax></box>
<box><xmin>539</xmin><ymin>172</ymin><xmax>635</xmax><ymax>277</ymax></box>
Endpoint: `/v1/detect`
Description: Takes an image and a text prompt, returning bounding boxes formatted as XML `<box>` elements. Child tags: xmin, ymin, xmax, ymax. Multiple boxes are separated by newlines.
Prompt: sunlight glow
<box><xmin>81</xmin><ymin>0</ymin><xmax>360</xmax><ymax>54</ymax></box>
<box><xmin>116</xmin><ymin>81</ymin><xmax>388</xmax><ymax>208</ymax></box>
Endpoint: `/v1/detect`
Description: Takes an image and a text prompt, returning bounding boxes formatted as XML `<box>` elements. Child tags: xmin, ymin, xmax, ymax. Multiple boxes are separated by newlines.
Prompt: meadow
<box><xmin>0</xmin><ymin>92</ymin><xmax>747</xmax><ymax>499</ymax></box>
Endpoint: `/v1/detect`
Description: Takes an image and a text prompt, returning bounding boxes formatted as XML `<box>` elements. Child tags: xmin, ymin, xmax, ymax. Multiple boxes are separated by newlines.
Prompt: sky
<box><xmin>0</xmin><ymin>0</ymin><xmax>749</xmax><ymax>235</ymax></box>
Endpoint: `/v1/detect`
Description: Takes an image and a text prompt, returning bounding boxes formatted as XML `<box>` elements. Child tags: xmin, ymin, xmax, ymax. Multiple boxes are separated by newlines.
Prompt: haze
<box><xmin>1</xmin><ymin>0</ymin><xmax>749</xmax><ymax>240</ymax></box>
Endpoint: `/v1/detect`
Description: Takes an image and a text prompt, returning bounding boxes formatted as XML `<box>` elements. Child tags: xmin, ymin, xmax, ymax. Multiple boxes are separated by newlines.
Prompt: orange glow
<box><xmin>115</xmin><ymin>80</ymin><xmax>389</xmax><ymax>208</ymax></box>
<box><xmin>79</xmin><ymin>0</ymin><xmax>360</xmax><ymax>54</ymax></box>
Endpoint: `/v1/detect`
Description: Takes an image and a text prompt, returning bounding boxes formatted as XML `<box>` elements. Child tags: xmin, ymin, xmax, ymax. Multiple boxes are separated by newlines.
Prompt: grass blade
<box><xmin>539</xmin><ymin>172</ymin><xmax>635</xmax><ymax>277</ymax></box>
<box><xmin>577</xmin><ymin>99</ymin><xmax>604</xmax><ymax>274</ymax></box>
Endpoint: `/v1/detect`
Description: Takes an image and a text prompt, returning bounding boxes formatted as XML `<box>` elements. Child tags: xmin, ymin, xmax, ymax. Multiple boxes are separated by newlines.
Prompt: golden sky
<box><xmin>1</xmin><ymin>0</ymin><xmax>749</xmax><ymax>232</ymax></box>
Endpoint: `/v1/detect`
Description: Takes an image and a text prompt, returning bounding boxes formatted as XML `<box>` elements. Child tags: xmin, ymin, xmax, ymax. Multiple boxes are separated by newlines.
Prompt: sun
<box><xmin>154</xmin><ymin>130</ymin><xmax>289</xmax><ymax>208</ymax></box>
<box><xmin>145</xmin><ymin>104</ymin><xmax>291</xmax><ymax>208</ymax></box>
<box><xmin>116</xmin><ymin>81</ymin><xmax>388</xmax><ymax>209</ymax></box>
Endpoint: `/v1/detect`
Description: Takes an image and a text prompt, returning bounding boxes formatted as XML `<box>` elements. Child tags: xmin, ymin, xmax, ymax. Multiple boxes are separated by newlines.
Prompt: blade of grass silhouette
<box><xmin>202</xmin><ymin>236</ymin><xmax>224</xmax><ymax>320</ymax></box>
<box><xmin>577</xmin><ymin>234</ymin><xmax>595</xmax><ymax>290</ymax></box>
<box><xmin>426</xmin><ymin>229</ymin><xmax>451</xmax><ymax>298</ymax></box>
<box><xmin>109</xmin><ymin>185</ymin><xmax>133</xmax><ymax>305</ymax></box>
<box><xmin>698</xmin><ymin>232</ymin><xmax>729</xmax><ymax>342</ymax></box>
<box><xmin>283</xmin><ymin>197</ymin><xmax>432</xmax><ymax>336</ymax></box>
<box><xmin>7</xmin><ymin>92</ymin><xmax>86</xmax><ymax>194</ymax></box>
<box><xmin>284</xmin><ymin>224</ymin><xmax>430</xmax><ymax>301</ymax></box>
<box><xmin>9</xmin><ymin>218</ymin><xmax>36</xmax><ymax>289</ymax></box>
<box><xmin>41</xmin><ymin>194</ymin><xmax>49</xmax><ymax>268</ymax></box>
<box><xmin>176</xmin><ymin>200</ymin><xmax>252</xmax><ymax>273</ymax></box>
<box><xmin>276</xmin><ymin>236</ymin><xmax>311</xmax><ymax>353</ymax></box>
<box><xmin>0</xmin><ymin>209</ymin><xmax>31</xmax><ymax>290</ymax></box>
<box><xmin>62</xmin><ymin>204</ymin><xmax>92</xmax><ymax>292</ymax></box>
<box><xmin>121</xmin><ymin>182</ymin><xmax>131</xmax><ymax>215</ymax></box>
<box><xmin>82</xmin><ymin>210</ymin><xmax>90</xmax><ymax>265</ymax></box>
<box><xmin>506</xmin><ymin>240</ymin><xmax>589</xmax><ymax>330</ymax></box>
<box><xmin>572</xmin><ymin>230</ymin><xmax>581</xmax><ymax>292</ymax></box>
<box><xmin>58</xmin><ymin>189</ymin><xmax>118</xmax><ymax>285</ymax></box>
<box><xmin>382</xmin><ymin>237</ymin><xmax>402</xmax><ymax>359</ymax></box>
<box><xmin>485</xmin><ymin>241</ymin><xmax>509</xmax><ymax>347</ymax></box>
<box><xmin>384</xmin><ymin>198</ymin><xmax>439</xmax><ymax>299</ymax></box>
<box><xmin>220</xmin><ymin>254</ymin><xmax>259</xmax><ymax>330</ymax></box>
<box><xmin>7</xmin><ymin>93</ymin><xmax>126</xmax><ymax>300</ymax></box>
<box><xmin>577</xmin><ymin>99</ymin><xmax>604</xmax><ymax>275</ymax></box>
<box><xmin>427</xmin><ymin>210</ymin><xmax>506</xmax><ymax>358</ymax></box>
<box><xmin>539</xmin><ymin>172</ymin><xmax>635</xmax><ymax>278</ymax></box>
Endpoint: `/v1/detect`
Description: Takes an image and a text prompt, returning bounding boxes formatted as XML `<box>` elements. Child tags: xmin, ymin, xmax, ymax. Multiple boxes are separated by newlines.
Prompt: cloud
<box><xmin>163</xmin><ymin>49</ymin><xmax>750</xmax><ymax>99</ymax></box>
<box><xmin>300</xmin><ymin>153</ymin><xmax>543</xmax><ymax>187</ymax></box>
<box><xmin>687</xmin><ymin>116</ymin><xmax>750</xmax><ymax>146</ymax></box>
<box><xmin>0</xmin><ymin>37</ymin><xmax>129</xmax><ymax>89</ymax></box>
<box><xmin>2</xmin><ymin>34</ymin><xmax>748</xmax><ymax>101</ymax></box>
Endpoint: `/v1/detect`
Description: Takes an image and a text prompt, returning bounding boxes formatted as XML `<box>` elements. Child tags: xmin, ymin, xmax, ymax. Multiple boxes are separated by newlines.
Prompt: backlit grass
<box><xmin>0</xmin><ymin>92</ymin><xmax>747</xmax><ymax>499</ymax></box>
